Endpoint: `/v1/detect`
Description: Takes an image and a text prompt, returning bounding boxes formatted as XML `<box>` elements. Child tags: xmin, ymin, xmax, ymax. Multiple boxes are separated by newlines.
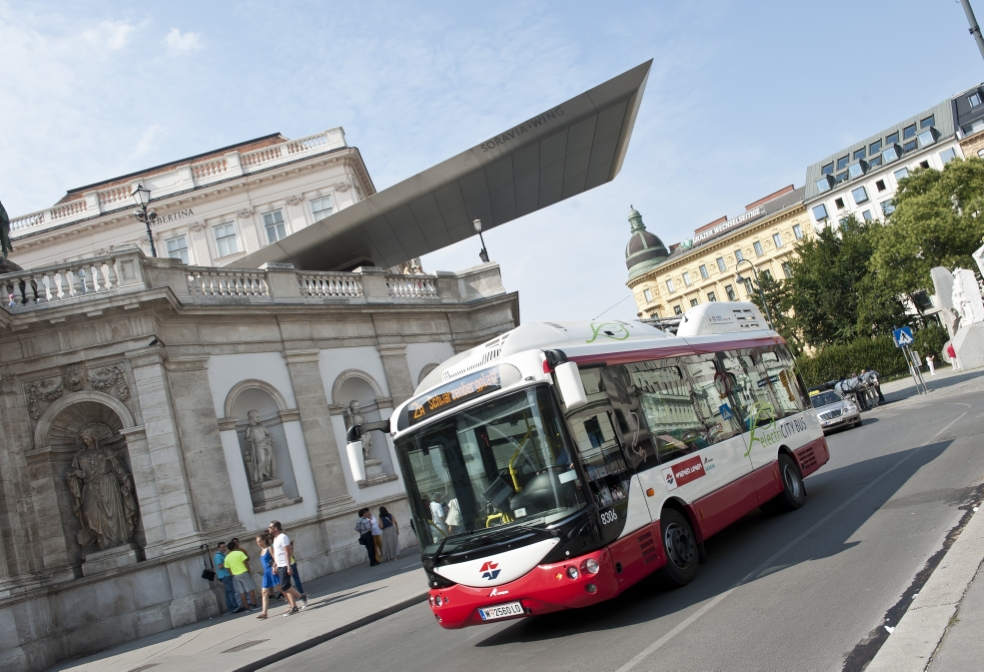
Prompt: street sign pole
<box><xmin>903</xmin><ymin>343</ymin><xmax>928</xmax><ymax>394</ymax></box>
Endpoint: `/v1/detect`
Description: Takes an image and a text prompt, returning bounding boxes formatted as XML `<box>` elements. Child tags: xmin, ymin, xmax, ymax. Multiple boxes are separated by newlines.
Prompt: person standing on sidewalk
<box><xmin>355</xmin><ymin>509</ymin><xmax>378</xmax><ymax>566</ymax></box>
<box><xmin>270</xmin><ymin>520</ymin><xmax>306</xmax><ymax>616</ymax></box>
<box><xmin>214</xmin><ymin>541</ymin><xmax>239</xmax><ymax>614</ymax></box>
<box><xmin>926</xmin><ymin>354</ymin><xmax>936</xmax><ymax>376</ymax></box>
<box><xmin>369</xmin><ymin>510</ymin><xmax>383</xmax><ymax>564</ymax></box>
<box><xmin>224</xmin><ymin>541</ymin><xmax>257</xmax><ymax>613</ymax></box>
<box><xmin>948</xmin><ymin>343</ymin><xmax>961</xmax><ymax>371</ymax></box>
<box><xmin>255</xmin><ymin>532</ymin><xmax>278</xmax><ymax>619</ymax></box>
<box><xmin>379</xmin><ymin>506</ymin><xmax>400</xmax><ymax>562</ymax></box>
<box><xmin>861</xmin><ymin>368</ymin><xmax>886</xmax><ymax>404</ymax></box>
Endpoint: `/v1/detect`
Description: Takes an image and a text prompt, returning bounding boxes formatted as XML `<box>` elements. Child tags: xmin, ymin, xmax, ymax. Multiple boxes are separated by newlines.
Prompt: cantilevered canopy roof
<box><xmin>239</xmin><ymin>60</ymin><xmax>652</xmax><ymax>271</ymax></box>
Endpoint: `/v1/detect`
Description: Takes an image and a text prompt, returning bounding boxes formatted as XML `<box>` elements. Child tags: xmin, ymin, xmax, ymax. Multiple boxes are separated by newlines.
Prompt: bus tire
<box><xmin>657</xmin><ymin>509</ymin><xmax>698</xmax><ymax>587</ymax></box>
<box><xmin>763</xmin><ymin>453</ymin><xmax>806</xmax><ymax>514</ymax></box>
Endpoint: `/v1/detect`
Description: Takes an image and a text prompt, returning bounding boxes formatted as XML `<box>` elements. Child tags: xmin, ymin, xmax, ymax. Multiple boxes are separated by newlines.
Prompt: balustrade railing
<box><xmin>1</xmin><ymin>256</ymin><xmax>123</xmax><ymax>307</ymax></box>
<box><xmin>298</xmin><ymin>272</ymin><xmax>364</xmax><ymax>298</ymax></box>
<box><xmin>386</xmin><ymin>275</ymin><xmax>438</xmax><ymax>299</ymax></box>
<box><xmin>187</xmin><ymin>268</ymin><xmax>269</xmax><ymax>298</ymax></box>
<box><xmin>241</xmin><ymin>145</ymin><xmax>283</xmax><ymax>166</ymax></box>
<box><xmin>191</xmin><ymin>157</ymin><xmax>228</xmax><ymax>181</ymax></box>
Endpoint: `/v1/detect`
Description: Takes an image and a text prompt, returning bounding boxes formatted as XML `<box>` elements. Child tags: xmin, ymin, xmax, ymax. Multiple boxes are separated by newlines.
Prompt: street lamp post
<box><xmin>734</xmin><ymin>258</ymin><xmax>774</xmax><ymax>329</ymax></box>
<box><xmin>473</xmin><ymin>218</ymin><xmax>490</xmax><ymax>263</ymax></box>
<box><xmin>131</xmin><ymin>184</ymin><xmax>158</xmax><ymax>257</ymax></box>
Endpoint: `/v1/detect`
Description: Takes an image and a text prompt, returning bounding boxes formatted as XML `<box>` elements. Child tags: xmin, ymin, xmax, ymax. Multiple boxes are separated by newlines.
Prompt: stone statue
<box><xmin>972</xmin><ymin>238</ymin><xmax>984</xmax><ymax>281</ymax></box>
<box><xmin>244</xmin><ymin>409</ymin><xmax>276</xmax><ymax>484</ymax></box>
<box><xmin>348</xmin><ymin>400</ymin><xmax>372</xmax><ymax>460</ymax></box>
<box><xmin>931</xmin><ymin>267</ymin><xmax>955</xmax><ymax>310</ymax></box>
<box><xmin>67</xmin><ymin>422</ymin><xmax>138</xmax><ymax>551</ymax></box>
<box><xmin>952</xmin><ymin>268</ymin><xmax>984</xmax><ymax>325</ymax></box>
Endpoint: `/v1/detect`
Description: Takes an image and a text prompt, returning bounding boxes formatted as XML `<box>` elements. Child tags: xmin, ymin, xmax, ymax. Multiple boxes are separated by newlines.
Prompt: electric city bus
<box><xmin>345</xmin><ymin>302</ymin><xmax>828</xmax><ymax>628</ymax></box>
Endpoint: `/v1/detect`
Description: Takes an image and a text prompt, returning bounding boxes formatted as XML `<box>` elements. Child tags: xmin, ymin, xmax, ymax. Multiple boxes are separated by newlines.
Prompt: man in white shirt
<box><xmin>369</xmin><ymin>512</ymin><xmax>383</xmax><ymax>564</ymax></box>
<box><xmin>268</xmin><ymin>520</ymin><xmax>306</xmax><ymax>617</ymax></box>
<box><xmin>430</xmin><ymin>494</ymin><xmax>448</xmax><ymax>533</ymax></box>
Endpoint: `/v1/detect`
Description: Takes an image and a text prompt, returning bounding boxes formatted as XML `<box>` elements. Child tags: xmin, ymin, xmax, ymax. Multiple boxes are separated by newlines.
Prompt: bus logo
<box><xmin>661</xmin><ymin>455</ymin><xmax>705</xmax><ymax>491</ymax></box>
<box><xmin>480</xmin><ymin>561</ymin><xmax>501</xmax><ymax>580</ymax></box>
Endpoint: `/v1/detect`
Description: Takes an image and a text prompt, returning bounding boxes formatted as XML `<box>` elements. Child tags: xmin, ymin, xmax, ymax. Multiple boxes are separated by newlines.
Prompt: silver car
<box><xmin>810</xmin><ymin>390</ymin><xmax>861</xmax><ymax>433</ymax></box>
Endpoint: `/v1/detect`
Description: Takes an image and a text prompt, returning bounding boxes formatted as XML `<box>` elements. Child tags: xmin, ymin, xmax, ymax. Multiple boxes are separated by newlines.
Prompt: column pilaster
<box><xmin>376</xmin><ymin>343</ymin><xmax>415</xmax><ymax>406</ymax></box>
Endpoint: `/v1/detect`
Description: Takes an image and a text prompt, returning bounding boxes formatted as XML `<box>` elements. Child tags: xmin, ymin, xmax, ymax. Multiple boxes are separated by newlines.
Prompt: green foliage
<box><xmin>869</xmin><ymin>157</ymin><xmax>984</xmax><ymax>296</ymax></box>
<box><xmin>749</xmin><ymin>272</ymin><xmax>801</xmax><ymax>354</ymax></box>
<box><xmin>912</xmin><ymin>323</ymin><xmax>948</xmax><ymax>363</ymax></box>
<box><xmin>795</xmin><ymin>336</ymin><xmax>908</xmax><ymax>387</ymax></box>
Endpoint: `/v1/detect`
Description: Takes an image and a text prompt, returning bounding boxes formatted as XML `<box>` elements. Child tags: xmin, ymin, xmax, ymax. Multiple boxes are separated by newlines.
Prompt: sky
<box><xmin>2</xmin><ymin>0</ymin><xmax>984</xmax><ymax>323</ymax></box>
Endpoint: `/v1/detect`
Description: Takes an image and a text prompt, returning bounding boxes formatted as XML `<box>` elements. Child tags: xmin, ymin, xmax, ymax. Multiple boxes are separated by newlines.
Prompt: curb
<box><xmin>234</xmin><ymin>592</ymin><xmax>429</xmax><ymax>672</ymax></box>
<box><xmin>863</xmin><ymin>500</ymin><xmax>984</xmax><ymax>671</ymax></box>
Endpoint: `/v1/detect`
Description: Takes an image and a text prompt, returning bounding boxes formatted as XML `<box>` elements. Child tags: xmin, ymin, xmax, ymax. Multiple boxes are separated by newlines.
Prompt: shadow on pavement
<box><xmin>473</xmin><ymin>441</ymin><xmax>953</xmax><ymax>648</ymax></box>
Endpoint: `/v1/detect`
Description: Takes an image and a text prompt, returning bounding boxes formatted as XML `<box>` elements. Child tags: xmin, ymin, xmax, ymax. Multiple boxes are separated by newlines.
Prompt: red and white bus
<box><xmin>349</xmin><ymin>302</ymin><xmax>828</xmax><ymax>628</ymax></box>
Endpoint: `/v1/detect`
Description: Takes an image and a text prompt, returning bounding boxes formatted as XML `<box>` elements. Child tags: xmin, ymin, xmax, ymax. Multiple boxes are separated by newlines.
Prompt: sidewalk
<box><xmin>48</xmin><ymin>552</ymin><xmax>427</xmax><ymax>672</ymax></box>
<box><xmin>871</xmin><ymin>365</ymin><xmax>984</xmax><ymax>406</ymax></box>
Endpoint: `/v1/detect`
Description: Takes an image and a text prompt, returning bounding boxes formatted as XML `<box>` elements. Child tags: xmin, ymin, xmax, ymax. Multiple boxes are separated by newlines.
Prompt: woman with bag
<box><xmin>355</xmin><ymin>508</ymin><xmax>377</xmax><ymax>566</ymax></box>
<box><xmin>379</xmin><ymin>506</ymin><xmax>400</xmax><ymax>562</ymax></box>
<box><xmin>255</xmin><ymin>532</ymin><xmax>279</xmax><ymax>619</ymax></box>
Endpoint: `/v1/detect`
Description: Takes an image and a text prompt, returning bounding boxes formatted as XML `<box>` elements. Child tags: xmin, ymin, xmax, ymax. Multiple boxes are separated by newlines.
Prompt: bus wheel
<box><xmin>658</xmin><ymin>509</ymin><xmax>698</xmax><ymax>587</ymax></box>
<box><xmin>763</xmin><ymin>454</ymin><xmax>806</xmax><ymax>514</ymax></box>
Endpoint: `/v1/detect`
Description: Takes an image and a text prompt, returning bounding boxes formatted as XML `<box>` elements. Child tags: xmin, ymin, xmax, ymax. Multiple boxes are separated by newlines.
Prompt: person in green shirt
<box><xmin>224</xmin><ymin>541</ymin><xmax>257</xmax><ymax>612</ymax></box>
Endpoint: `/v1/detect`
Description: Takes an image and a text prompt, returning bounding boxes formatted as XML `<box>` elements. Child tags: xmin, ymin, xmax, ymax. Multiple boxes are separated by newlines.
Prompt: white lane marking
<box><xmin>614</xmin><ymin>412</ymin><xmax>968</xmax><ymax>672</ymax></box>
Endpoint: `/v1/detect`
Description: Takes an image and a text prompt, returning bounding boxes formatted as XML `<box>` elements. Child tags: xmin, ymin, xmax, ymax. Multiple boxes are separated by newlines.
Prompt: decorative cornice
<box><xmin>376</xmin><ymin>344</ymin><xmax>407</xmax><ymax>357</ymax></box>
<box><xmin>217</xmin><ymin>416</ymin><xmax>238</xmax><ymax>431</ymax></box>
<box><xmin>281</xmin><ymin>349</ymin><xmax>320</xmax><ymax>364</ymax></box>
<box><xmin>125</xmin><ymin>346</ymin><xmax>167</xmax><ymax>369</ymax></box>
<box><xmin>277</xmin><ymin>408</ymin><xmax>301</xmax><ymax>423</ymax></box>
<box><xmin>164</xmin><ymin>355</ymin><xmax>209</xmax><ymax>372</ymax></box>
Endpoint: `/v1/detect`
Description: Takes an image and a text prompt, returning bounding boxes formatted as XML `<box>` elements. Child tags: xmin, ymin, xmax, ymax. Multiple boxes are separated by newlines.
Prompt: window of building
<box><xmin>903</xmin><ymin>124</ymin><xmax>917</xmax><ymax>140</ymax></box>
<box><xmin>673</xmin><ymin>305</ymin><xmax>683</xmax><ymax>315</ymax></box>
<box><xmin>782</xmin><ymin>262</ymin><xmax>793</xmax><ymax>278</ymax></box>
<box><xmin>214</xmin><ymin>222</ymin><xmax>238</xmax><ymax>257</ymax></box>
<box><xmin>869</xmin><ymin>155</ymin><xmax>882</xmax><ymax>168</ymax></box>
<box><xmin>707</xmin><ymin>291</ymin><xmax>717</xmax><ymax>302</ymax></box>
<box><xmin>761</xmin><ymin>269</ymin><xmax>773</xmax><ymax>282</ymax></box>
<box><xmin>940</xmin><ymin>148</ymin><xmax>957</xmax><ymax>164</ymax></box>
<box><xmin>970</xmin><ymin>92</ymin><xmax>982</xmax><ymax>107</ymax></box>
<box><xmin>835</xmin><ymin>171</ymin><xmax>849</xmax><ymax>184</ymax></box>
<box><xmin>870</xmin><ymin>139</ymin><xmax>882</xmax><ymax>155</ymax></box>
<box><xmin>643</xmin><ymin>288</ymin><xmax>653</xmax><ymax>303</ymax></box>
<box><xmin>978</xmin><ymin>148</ymin><xmax>984</xmax><ymax>158</ymax></box>
<box><xmin>853</xmin><ymin>148</ymin><xmax>866</xmax><ymax>161</ymax></box>
<box><xmin>886</xmin><ymin>131</ymin><xmax>900</xmax><ymax>145</ymax></box>
<box><xmin>876</xmin><ymin>179</ymin><xmax>887</xmax><ymax>192</ymax></box>
<box><xmin>683</xmin><ymin>271</ymin><xmax>692</xmax><ymax>286</ymax></box>
<box><xmin>725</xmin><ymin>284</ymin><xmax>737</xmax><ymax>301</ymax></box>
<box><xmin>838</xmin><ymin>217</ymin><xmax>849</xmax><ymax>231</ymax></box>
<box><xmin>881</xmin><ymin>200</ymin><xmax>896</xmax><ymax>216</ymax></box>
<box><xmin>666</xmin><ymin>278</ymin><xmax>675</xmax><ymax>293</ymax></box>
<box><xmin>690</xmin><ymin>298</ymin><xmax>699</xmax><ymax>307</ymax></box>
<box><xmin>816</xmin><ymin>176</ymin><xmax>833</xmax><ymax>193</ymax></box>
<box><xmin>165</xmin><ymin>236</ymin><xmax>189</xmax><ymax>264</ymax></box>
<box><xmin>917</xmin><ymin>129</ymin><xmax>937</xmax><ymax>148</ymax></box>
<box><xmin>699</xmin><ymin>264</ymin><xmax>709</xmax><ymax>279</ymax></box>
<box><xmin>836</xmin><ymin>155</ymin><xmax>850</xmax><ymax>171</ymax></box>
<box><xmin>753</xmin><ymin>241</ymin><xmax>764</xmax><ymax>257</ymax></box>
<box><xmin>861</xmin><ymin>209</ymin><xmax>872</xmax><ymax>222</ymax></box>
<box><xmin>903</xmin><ymin>139</ymin><xmax>918</xmax><ymax>153</ymax></box>
<box><xmin>717</xmin><ymin>257</ymin><xmax>726</xmax><ymax>272</ymax></box>
<box><xmin>263</xmin><ymin>209</ymin><xmax>287</xmax><ymax>243</ymax></box>
<box><xmin>852</xmin><ymin>186</ymin><xmax>869</xmax><ymax>205</ymax></box>
<box><xmin>848</xmin><ymin>162</ymin><xmax>866</xmax><ymax>179</ymax></box>
<box><xmin>811</xmin><ymin>205</ymin><xmax>828</xmax><ymax>221</ymax></box>
<box><xmin>793</xmin><ymin>223</ymin><xmax>804</xmax><ymax>239</ymax></box>
<box><xmin>310</xmin><ymin>196</ymin><xmax>334</xmax><ymax>222</ymax></box>
<box><xmin>742</xmin><ymin>277</ymin><xmax>755</xmax><ymax>296</ymax></box>
<box><xmin>921</xmin><ymin>115</ymin><xmax>935</xmax><ymax>129</ymax></box>
<box><xmin>773</xmin><ymin>233</ymin><xmax>783</xmax><ymax>248</ymax></box>
<box><xmin>735</xmin><ymin>249</ymin><xmax>744</xmax><ymax>263</ymax></box>
<box><xmin>919</xmin><ymin>160</ymin><xmax>930</xmax><ymax>169</ymax></box>
<box><xmin>834</xmin><ymin>197</ymin><xmax>845</xmax><ymax>209</ymax></box>
<box><xmin>894</xmin><ymin>167</ymin><xmax>909</xmax><ymax>181</ymax></box>
<box><xmin>883</xmin><ymin>145</ymin><xmax>900</xmax><ymax>162</ymax></box>
<box><xmin>821</xmin><ymin>162</ymin><xmax>834</xmax><ymax>175</ymax></box>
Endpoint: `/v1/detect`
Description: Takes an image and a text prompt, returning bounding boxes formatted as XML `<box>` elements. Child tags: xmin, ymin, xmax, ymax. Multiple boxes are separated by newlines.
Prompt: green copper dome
<box><xmin>625</xmin><ymin>205</ymin><xmax>668</xmax><ymax>280</ymax></box>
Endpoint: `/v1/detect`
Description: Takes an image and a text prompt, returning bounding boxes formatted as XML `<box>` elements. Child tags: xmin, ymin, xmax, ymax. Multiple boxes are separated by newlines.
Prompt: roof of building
<box><xmin>953</xmin><ymin>82</ymin><xmax>984</xmax><ymax>133</ymax></box>
<box><xmin>804</xmin><ymin>99</ymin><xmax>955</xmax><ymax>202</ymax></box>
<box><xmin>236</xmin><ymin>60</ymin><xmax>653</xmax><ymax>272</ymax></box>
<box><xmin>625</xmin><ymin>206</ymin><xmax>669</xmax><ymax>279</ymax></box>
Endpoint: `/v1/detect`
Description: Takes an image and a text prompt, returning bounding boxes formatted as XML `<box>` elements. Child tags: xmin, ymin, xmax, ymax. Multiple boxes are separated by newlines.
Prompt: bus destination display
<box><xmin>408</xmin><ymin>366</ymin><xmax>502</xmax><ymax>425</ymax></box>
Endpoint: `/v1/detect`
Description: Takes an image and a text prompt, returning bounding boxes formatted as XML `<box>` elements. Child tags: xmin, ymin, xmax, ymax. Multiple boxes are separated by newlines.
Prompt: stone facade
<box><xmin>0</xmin><ymin>251</ymin><xmax>518</xmax><ymax>670</ymax></box>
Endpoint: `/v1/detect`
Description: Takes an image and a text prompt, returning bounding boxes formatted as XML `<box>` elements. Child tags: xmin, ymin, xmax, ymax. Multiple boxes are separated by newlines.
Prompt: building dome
<box><xmin>625</xmin><ymin>205</ymin><xmax>668</xmax><ymax>279</ymax></box>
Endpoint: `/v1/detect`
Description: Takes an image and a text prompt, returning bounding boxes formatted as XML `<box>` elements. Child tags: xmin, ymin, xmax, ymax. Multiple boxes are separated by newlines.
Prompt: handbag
<box><xmin>201</xmin><ymin>544</ymin><xmax>216</xmax><ymax>582</ymax></box>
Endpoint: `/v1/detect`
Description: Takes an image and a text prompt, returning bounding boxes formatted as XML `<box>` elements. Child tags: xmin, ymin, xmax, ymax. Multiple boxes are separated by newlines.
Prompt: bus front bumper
<box><xmin>427</xmin><ymin>548</ymin><xmax>620</xmax><ymax>629</ymax></box>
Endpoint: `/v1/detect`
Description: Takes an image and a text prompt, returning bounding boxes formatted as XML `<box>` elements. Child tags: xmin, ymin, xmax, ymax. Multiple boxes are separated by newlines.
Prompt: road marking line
<box><xmin>614</xmin><ymin>412</ymin><xmax>968</xmax><ymax>672</ymax></box>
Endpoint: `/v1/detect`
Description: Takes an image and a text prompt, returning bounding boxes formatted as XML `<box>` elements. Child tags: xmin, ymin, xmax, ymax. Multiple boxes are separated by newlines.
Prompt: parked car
<box><xmin>809</xmin><ymin>389</ymin><xmax>861</xmax><ymax>433</ymax></box>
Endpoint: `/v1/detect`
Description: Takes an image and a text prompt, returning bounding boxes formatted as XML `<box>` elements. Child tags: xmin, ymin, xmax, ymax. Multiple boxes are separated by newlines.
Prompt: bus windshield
<box><xmin>395</xmin><ymin>385</ymin><xmax>587</xmax><ymax>555</ymax></box>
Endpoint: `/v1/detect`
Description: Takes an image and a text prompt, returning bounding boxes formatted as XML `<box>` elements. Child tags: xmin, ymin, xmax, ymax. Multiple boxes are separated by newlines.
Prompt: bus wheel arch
<box><xmin>661</xmin><ymin>497</ymin><xmax>704</xmax><ymax>544</ymax></box>
<box><xmin>762</xmin><ymin>450</ymin><xmax>807</xmax><ymax>514</ymax></box>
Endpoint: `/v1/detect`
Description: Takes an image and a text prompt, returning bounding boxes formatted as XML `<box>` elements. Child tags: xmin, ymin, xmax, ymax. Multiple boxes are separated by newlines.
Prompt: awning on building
<box><xmin>238</xmin><ymin>60</ymin><xmax>652</xmax><ymax>271</ymax></box>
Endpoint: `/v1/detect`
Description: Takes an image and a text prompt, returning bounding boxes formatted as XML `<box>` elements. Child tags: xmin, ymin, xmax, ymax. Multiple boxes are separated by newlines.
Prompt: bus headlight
<box><xmin>566</xmin><ymin>566</ymin><xmax>579</xmax><ymax>579</ymax></box>
<box><xmin>435</xmin><ymin>596</ymin><xmax>443</xmax><ymax>607</ymax></box>
<box><xmin>582</xmin><ymin>558</ymin><xmax>600</xmax><ymax>575</ymax></box>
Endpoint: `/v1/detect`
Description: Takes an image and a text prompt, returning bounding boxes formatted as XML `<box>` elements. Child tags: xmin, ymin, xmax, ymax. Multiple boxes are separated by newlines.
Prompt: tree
<box><xmin>748</xmin><ymin>272</ymin><xmax>801</xmax><ymax>354</ymax></box>
<box><xmin>869</xmin><ymin>157</ymin><xmax>984</xmax><ymax>296</ymax></box>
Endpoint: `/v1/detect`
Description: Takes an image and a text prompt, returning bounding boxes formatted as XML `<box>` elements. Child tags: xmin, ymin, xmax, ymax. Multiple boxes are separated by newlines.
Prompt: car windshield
<box><xmin>811</xmin><ymin>391</ymin><xmax>842</xmax><ymax>407</ymax></box>
<box><xmin>395</xmin><ymin>386</ymin><xmax>587</xmax><ymax>556</ymax></box>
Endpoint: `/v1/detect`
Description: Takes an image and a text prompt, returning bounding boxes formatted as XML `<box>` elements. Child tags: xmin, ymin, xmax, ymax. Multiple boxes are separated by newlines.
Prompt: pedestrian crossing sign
<box><xmin>892</xmin><ymin>326</ymin><xmax>914</xmax><ymax>348</ymax></box>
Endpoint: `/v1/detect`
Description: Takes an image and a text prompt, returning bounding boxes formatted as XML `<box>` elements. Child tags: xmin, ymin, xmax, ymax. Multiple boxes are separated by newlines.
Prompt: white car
<box><xmin>810</xmin><ymin>390</ymin><xmax>861</xmax><ymax>433</ymax></box>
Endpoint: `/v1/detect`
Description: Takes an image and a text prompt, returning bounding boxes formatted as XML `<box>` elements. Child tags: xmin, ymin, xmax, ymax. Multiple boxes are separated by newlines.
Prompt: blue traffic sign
<box><xmin>892</xmin><ymin>326</ymin><xmax>914</xmax><ymax>348</ymax></box>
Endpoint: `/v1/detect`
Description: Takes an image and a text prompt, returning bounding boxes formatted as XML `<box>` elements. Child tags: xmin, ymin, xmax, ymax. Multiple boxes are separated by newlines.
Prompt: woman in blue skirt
<box><xmin>255</xmin><ymin>532</ymin><xmax>279</xmax><ymax>619</ymax></box>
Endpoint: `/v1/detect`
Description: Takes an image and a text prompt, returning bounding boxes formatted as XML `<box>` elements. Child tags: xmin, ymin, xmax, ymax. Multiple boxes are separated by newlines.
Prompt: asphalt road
<box><xmin>268</xmin><ymin>385</ymin><xmax>984</xmax><ymax>672</ymax></box>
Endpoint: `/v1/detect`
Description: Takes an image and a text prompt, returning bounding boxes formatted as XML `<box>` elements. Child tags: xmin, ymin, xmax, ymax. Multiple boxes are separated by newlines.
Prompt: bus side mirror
<box><xmin>554</xmin><ymin>361</ymin><xmax>588</xmax><ymax>411</ymax></box>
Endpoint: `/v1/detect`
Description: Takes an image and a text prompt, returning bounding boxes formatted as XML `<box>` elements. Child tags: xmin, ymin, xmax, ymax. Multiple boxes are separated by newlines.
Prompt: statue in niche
<box><xmin>244</xmin><ymin>409</ymin><xmax>277</xmax><ymax>484</ymax></box>
<box><xmin>348</xmin><ymin>400</ymin><xmax>372</xmax><ymax>460</ymax></box>
<box><xmin>67</xmin><ymin>422</ymin><xmax>138</xmax><ymax>551</ymax></box>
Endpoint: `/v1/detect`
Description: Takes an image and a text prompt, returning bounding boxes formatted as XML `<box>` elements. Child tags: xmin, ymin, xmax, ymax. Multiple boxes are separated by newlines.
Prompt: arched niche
<box><xmin>334</xmin><ymin>371</ymin><xmax>394</xmax><ymax>474</ymax></box>
<box><xmin>32</xmin><ymin>391</ymin><xmax>144</xmax><ymax>568</ymax></box>
<box><xmin>417</xmin><ymin>363</ymin><xmax>440</xmax><ymax>387</ymax></box>
<box><xmin>228</xmin><ymin>385</ymin><xmax>299</xmax><ymax>500</ymax></box>
<box><xmin>330</xmin><ymin>369</ymin><xmax>385</xmax><ymax>407</ymax></box>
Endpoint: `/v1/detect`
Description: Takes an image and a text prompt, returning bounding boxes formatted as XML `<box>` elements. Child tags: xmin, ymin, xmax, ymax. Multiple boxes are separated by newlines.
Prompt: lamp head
<box><xmin>147</xmin><ymin>211</ymin><xmax>158</xmax><ymax>222</ymax></box>
<box><xmin>132</xmin><ymin>184</ymin><xmax>151</xmax><ymax>206</ymax></box>
<box><xmin>479</xmin><ymin>248</ymin><xmax>489</xmax><ymax>263</ymax></box>
<box><xmin>472</xmin><ymin>218</ymin><xmax>482</xmax><ymax>233</ymax></box>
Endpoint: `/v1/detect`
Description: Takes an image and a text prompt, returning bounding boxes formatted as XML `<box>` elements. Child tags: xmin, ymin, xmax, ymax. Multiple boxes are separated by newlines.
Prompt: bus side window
<box><xmin>568</xmin><ymin>368</ymin><xmax>631</xmax><ymax>508</ymax></box>
<box><xmin>625</xmin><ymin>357</ymin><xmax>706</xmax><ymax>463</ymax></box>
<box><xmin>722</xmin><ymin>349</ymin><xmax>781</xmax><ymax>428</ymax></box>
<box><xmin>679</xmin><ymin>354</ymin><xmax>743</xmax><ymax>444</ymax></box>
<box><xmin>752</xmin><ymin>346</ymin><xmax>806</xmax><ymax>417</ymax></box>
<box><xmin>599</xmin><ymin>365</ymin><xmax>658</xmax><ymax>471</ymax></box>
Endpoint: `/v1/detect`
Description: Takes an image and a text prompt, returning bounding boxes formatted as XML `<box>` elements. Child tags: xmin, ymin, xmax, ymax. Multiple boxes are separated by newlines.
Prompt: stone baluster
<box><xmin>106</xmin><ymin>257</ymin><xmax>119</xmax><ymax>289</ymax></box>
<box><xmin>69</xmin><ymin>266</ymin><xmax>83</xmax><ymax>297</ymax></box>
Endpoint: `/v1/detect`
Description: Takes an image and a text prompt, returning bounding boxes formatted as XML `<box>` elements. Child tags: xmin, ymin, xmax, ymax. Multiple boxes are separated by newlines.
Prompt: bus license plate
<box><xmin>478</xmin><ymin>601</ymin><xmax>524</xmax><ymax>621</ymax></box>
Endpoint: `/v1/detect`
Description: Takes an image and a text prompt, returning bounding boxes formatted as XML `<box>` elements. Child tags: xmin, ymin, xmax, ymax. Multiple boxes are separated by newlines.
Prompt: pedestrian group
<box><xmin>355</xmin><ymin>507</ymin><xmax>401</xmax><ymax>566</ymax></box>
